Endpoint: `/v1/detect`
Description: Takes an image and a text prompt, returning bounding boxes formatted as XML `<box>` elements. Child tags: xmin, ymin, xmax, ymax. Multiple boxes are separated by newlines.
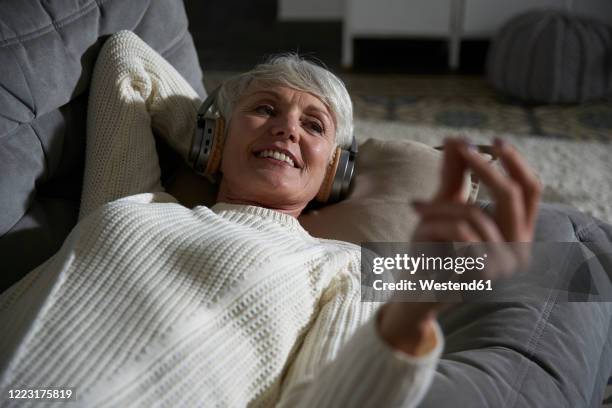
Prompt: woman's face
<box><xmin>216</xmin><ymin>84</ymin><xmax>336</xmax><ymax>216</ymax></box>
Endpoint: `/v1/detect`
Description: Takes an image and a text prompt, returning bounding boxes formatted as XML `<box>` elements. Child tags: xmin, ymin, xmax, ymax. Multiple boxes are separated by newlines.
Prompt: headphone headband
<box><xmin>196</xmin><ymin>87</ymin><xmax>221</xmax><ymax>119</ymax></box>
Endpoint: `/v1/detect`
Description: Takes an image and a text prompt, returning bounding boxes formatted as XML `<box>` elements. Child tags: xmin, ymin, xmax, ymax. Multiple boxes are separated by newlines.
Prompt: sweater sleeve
<box><xmin>79</xmin><ymin>31</ymin><xmax>201</xmax><ymax>220</ymax></box>
<box><xmin>276</xmin><ymin>258</ymin><xmax>443</xmax><ymax>407</ymax></box>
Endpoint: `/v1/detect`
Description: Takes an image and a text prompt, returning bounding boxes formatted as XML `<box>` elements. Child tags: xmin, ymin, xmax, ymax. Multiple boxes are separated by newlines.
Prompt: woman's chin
<box><xmin>246</xmin><ymin>179</ymin><xmax>311</xmax><ymax>208</ymax></box>
<box><xmin>221</xmin><ymin>166</ymin><xmax>317</xmax><ymax>210</ymax></box>
<box><xmin>250</xmin><ymin>168</ymin><xmax>298</xmax><ymax>190</ymax></box>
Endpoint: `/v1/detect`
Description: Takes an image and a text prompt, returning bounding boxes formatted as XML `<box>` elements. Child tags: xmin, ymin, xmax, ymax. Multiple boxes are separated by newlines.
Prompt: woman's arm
<box><xmin>79</xmin><ymin>31</ymin><xmax>201</xmax><ymax>220</ymax></box>
<box><xmin>276</xmin><ymin>259</ymin><xmax>443</xmax><ymax>407</ymax></box>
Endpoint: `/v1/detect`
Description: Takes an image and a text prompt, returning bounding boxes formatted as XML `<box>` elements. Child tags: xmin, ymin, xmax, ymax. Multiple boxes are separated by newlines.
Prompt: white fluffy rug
<box><xmin>355</xmin><ymin>119</ymin><xmax>612</xmax><ymax>223</ymax></box>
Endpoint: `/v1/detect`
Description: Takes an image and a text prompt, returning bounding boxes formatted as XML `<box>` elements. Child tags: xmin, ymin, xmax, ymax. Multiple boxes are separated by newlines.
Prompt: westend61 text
<box><xmin>372</xmin><ymin>279</ymin><xmax>493</xmax><ymax>291</ymax></box>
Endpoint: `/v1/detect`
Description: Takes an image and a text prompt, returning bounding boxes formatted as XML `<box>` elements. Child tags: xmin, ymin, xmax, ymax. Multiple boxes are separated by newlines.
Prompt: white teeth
<box><xmin>257</xmin><ymin>149</ymin><xmax>295</xmax><ymax>167</ymax></box>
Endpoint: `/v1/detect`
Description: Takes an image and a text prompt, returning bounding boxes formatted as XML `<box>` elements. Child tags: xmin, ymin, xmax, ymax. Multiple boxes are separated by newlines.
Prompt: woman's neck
<box><xmin>215</xmin><ymin>191</ymin><xmax>305</xmax><ymax>219</ymax></box>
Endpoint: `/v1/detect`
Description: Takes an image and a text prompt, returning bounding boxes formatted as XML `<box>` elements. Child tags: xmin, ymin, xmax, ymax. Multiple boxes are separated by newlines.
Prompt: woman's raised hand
<box><xmin>412</xmin><ymin>137</ymin><xmax>541</xmax><ymax>243</ymax></box>
<box><xmin>376</xmin><ymin>137</ymin><xmax>542</xmax><ymax>356</ymax></box>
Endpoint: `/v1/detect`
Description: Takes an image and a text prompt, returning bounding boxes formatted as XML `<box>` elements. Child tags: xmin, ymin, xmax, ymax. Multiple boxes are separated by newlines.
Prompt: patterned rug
<box><xmin>205</xmin><ymin>72</ymin><xmax>612</xmax><ymax>142</ymax></box>
<box><xmin>346</xmin><ymin>74</ymin><xmax>612</xmax><ymax>142</ymax></box>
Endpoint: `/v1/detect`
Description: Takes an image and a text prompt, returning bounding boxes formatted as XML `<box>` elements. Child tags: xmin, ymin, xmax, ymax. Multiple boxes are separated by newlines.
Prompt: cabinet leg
<box><xmin>342</xmin><ymin>24</ymin><xmax>353</xmax><ymax>68</ymax></box>
<box><xmin>449</xmin><ymin>0</ymin><xmax>466</xmax><ymax>70</ymax></box>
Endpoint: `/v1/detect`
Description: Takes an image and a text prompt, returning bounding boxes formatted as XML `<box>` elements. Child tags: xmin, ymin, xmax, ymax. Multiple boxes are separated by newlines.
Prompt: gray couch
<box><xmin>0</xmin><ymin>1</ymin><xmax>610</xmax><ymax>406</ymax></box>
<box><xmin>0</xmin><ymin>0</ymin><xmax>205</xmax><ymax>288</ymax></box>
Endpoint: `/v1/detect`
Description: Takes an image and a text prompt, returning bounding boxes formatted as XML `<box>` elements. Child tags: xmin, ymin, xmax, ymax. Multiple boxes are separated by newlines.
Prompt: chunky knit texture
<box><xmin>0</xmin><ymin>31</ymin><xmax>442</xmax><ymax>407</ymax></box>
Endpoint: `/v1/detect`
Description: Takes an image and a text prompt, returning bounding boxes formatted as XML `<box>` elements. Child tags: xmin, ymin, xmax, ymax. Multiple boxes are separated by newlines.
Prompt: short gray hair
<box><xmin>215</xmin><ymin>53</ymin><xmax>354</xmax><ymax>149</ymax></box>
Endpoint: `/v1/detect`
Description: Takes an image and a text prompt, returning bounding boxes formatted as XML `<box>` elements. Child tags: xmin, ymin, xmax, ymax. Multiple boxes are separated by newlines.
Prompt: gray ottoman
<box><xmin>487</xmin><ymin>9</ymin><xmax>612</xmax><ymax>103</ymax></box>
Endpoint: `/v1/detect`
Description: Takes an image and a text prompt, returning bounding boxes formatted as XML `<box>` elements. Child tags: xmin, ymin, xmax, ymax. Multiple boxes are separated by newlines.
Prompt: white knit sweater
<box><xmin>0</xmin><ymin>31</ymin><xmax>442</xmax><ymax>407</ymax></box>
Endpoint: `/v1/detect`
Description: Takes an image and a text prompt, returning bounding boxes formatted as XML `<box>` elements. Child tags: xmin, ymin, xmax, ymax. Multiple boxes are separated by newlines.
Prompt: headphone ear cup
<box><xmin>315</xmin><ymin>146</ymin><xmax>342</xmax><ymax>203</ymax></box>
<box><xmin>204</xmin><ymin>116</ymin><xmax>226</xmax><ymax>177</ymax></box>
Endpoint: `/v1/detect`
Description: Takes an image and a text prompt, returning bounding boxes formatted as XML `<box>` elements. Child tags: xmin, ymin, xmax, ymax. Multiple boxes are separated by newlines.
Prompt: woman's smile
<box><xmin>252</xmin><ymin>147</ymin><xmax>300</xmax><ymax>168</ymax></box>
<box><xmin>257</xmin><ymin>155</ymin><xmax>295</xmax><ymax>168</ymax></box>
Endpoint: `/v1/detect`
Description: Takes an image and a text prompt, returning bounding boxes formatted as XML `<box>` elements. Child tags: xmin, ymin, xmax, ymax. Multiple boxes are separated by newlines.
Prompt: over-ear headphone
<box><xmin>188</xmin><ymin>87</ymin><xmax>226</xmax><ymax>183</ymax></box>
<box><xmin>188</xmin><ymin>86</ymin><xmax>357</xmax><ymax>203</ymax></box>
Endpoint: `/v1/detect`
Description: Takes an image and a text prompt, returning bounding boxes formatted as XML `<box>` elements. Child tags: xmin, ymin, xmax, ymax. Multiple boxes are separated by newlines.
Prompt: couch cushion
<box><xmin>0</xmin><ymin>0</ymin><xmax>205</xmax><ymax>292</ymax></box>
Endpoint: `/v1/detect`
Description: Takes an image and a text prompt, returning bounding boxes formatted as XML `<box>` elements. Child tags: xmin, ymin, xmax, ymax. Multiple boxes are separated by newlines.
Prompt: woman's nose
<box><xmin>271</xmin><ymin>113</ymin><xmax>300</xmax><ymax>142</ymax></box>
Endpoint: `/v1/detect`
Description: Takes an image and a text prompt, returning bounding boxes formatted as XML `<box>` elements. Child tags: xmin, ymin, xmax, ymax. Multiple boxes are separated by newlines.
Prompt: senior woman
<box><xmin>0</xmin><ymin>31</ymin><xmax>540</xmax><ymax>407</ymax></box>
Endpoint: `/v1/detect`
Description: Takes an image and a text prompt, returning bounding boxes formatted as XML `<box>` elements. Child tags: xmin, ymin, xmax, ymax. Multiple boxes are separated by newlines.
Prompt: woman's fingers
<box><xmin>492</xmin><ymin>138</ymin><xmax>542</xmax><ymax>233</ymax></box>
<box><xmin>434</xmin><ymin>138</ymin><xmax>470</xmax><ymax>203</ymax></box>
<box><xmin>455</xmin><ymin>141</ymin><xmax>527</xmax><ymax>241</ymax></box>
<box><xmin>411</xmin><ymin>203</ymin><xmax>526</xmax><ymax>278</ymax></box>
<box><xmin>425</xmin><ymin>137</ymin><xmax>541</xmax><ymax>242</ymax></box>
<box><xmin>413</xmin><ymin>202</ymin><xmax>504</xmax><ymax>243</ymax></box>
<box><xmin>410</xmin><ymin>204</ymin><xmax>522</xmax><ymax>281</ymax></box>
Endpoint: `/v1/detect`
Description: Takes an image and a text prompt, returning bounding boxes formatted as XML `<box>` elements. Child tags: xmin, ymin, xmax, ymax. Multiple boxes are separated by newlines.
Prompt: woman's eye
<box><xmin>307</xmin><ymin>121</ymin><xmax>324</xmax><ymax>134</ymax></box>
<box><xmin>255</xmin><ymin>105</ymin><xmax>274</xmax><ymax>115</ymax></box>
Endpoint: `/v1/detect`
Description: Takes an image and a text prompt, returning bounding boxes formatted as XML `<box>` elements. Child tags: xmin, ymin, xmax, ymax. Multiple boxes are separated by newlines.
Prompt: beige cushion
<box><xmin>298</xmin><ymin>138</ymin><xmax>473</xmax><ymax>244</ymax></box>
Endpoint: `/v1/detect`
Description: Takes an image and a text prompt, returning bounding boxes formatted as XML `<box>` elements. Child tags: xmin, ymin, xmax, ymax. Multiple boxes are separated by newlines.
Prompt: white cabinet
<box><xmin>278</xmin><ymin>0</ymin><xmax>343</xmax><ymax>21</ymax></box>
<box><xmin>346</xmin><ymin>0</ymin><xmax>453</xmax><ymax>36</ymax></box>
<box><xmin>342</xmin><ymin>0</ymin><xmax>612</xmax><ymax>69</ymax></box>
<box><xmin>343</xmin><ymin>0</ymin><xmax>454</xmax><ymax>67</ymax></box>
